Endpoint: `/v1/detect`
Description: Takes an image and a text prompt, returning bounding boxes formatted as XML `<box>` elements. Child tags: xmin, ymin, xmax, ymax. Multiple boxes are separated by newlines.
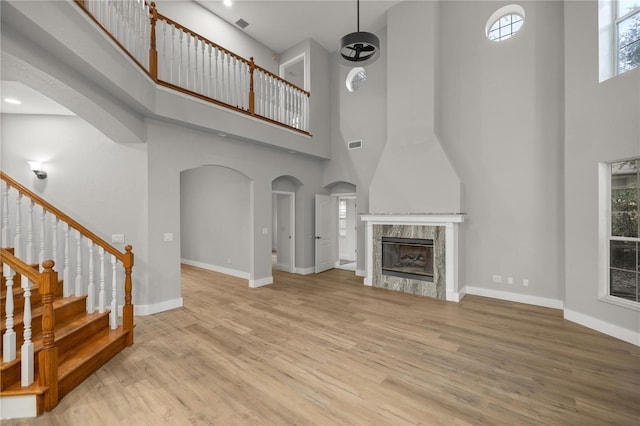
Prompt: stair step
<box><xmin>58</xmin><ymin>328</ymin><xmax>129</xmax><ymax>399</ymax></box>
<box><xmin>1</xmin><ymin>310</ymin><xmax>111</xmax><ymax>390</ymax></box>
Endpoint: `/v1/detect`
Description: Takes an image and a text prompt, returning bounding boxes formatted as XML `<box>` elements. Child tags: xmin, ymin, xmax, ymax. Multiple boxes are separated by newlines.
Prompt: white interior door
<box><xmin>315</xmin><ymin>194</ymin><xmax>336</xmax><ymax>273</ymax></box>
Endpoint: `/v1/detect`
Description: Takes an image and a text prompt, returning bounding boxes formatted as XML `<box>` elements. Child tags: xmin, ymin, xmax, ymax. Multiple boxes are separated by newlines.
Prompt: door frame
<box><xmin>272</xmin><ymin>190</ymin><xmax>296</xmax><ymax>273</ymax></box>
<box><xmin>334</xmin><ymin>193</ymin><xmax>357</xmax><ymax>266</ymax></box>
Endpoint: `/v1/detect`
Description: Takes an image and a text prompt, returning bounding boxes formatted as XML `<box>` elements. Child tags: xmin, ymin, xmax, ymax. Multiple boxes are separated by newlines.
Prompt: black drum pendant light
<box><xmin>339</xmin><ymin>0</ymin><xmax>380</xmax><ymax>66</ymax></box>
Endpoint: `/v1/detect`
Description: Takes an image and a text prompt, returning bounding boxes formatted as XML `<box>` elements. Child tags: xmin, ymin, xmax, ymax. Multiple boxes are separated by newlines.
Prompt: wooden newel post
<box><xmin>38</xmin><ymin>260</ymin><xmax>58</xmax><ymax>411</ymax></box>
<box><xmin>123</xmin><ymin>245</ymin><xmax>134</xmax><ymax>346</ymax></box>
<box><xmin>149</xmin><ymin>2</ymin><xmax>159</xmax><ymax>81</ymax></box>
<box><xmin>249</xmin><ymin>57</ymin><xmax>255</xmax><ymax>115</ymax></box>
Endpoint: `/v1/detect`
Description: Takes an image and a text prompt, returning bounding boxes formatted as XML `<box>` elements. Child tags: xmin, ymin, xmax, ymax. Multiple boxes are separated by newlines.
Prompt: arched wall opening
<box><xmin>272</xmin><ymin>175</ymin><xmax>303</xmax><ymax>274</ymax></box>
<box><xmin>180</xmin><ymin>165</ymin><xmax>252</xmax><ymax>281</ymax></box>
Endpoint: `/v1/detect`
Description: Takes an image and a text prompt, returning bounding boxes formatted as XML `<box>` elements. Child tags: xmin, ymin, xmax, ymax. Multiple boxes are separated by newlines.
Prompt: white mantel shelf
<box><xmin>360</xmin><ymin>213</ymin><xmax>465</xmax><ymax>302</ymax></box>
<box><xmin>360</xmin><ymin>213</ymin><xmax>465</xmax><ymax>224</ymax></box>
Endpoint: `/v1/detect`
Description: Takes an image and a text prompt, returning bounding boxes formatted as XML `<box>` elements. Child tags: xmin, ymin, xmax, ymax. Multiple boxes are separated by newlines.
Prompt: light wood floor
<box><xmin>7</xmin><ymin>265</ymin><xmax>640</xmax><ymax>425</ymax></box>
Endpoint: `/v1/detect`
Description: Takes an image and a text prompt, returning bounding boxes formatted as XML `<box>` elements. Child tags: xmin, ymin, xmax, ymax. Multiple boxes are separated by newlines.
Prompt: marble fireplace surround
<box><xmin>361</xmin><ymin>214</ymin><xmax>465</xmax><ymax>302</ymax></box>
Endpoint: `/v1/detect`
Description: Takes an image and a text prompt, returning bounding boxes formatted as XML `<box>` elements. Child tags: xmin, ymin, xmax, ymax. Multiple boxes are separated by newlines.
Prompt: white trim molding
<box><xmin>181</xmin><ymin>258</ymin><xmax>250</xmax><ymax>280</ymax></box>
<box><xmin>295</xmin><ymin>266</ymin><xmax>315</xmax><ymax>275</ymax></box>
<box><xmin>360</xmin><ymin>213</ymin><xmax>465</xmax><ymax>301</ymax></box>
<box><xmin>564</xmin><ymin>309</ymin><xmax>640</xmax><ymax>346</ymax></box>
<box><xmin>250</xmin><ymin>276</ymin><xmax>273</xmax><ymax>288</ymax></box>
<box><xmin>134</xmin><ymin>297</ymin><xmax>184</xmax><ymax>316</ymax></box>
<box><xmin>464</xmin><ymin>286</ymin><xmax>564</xmax><ymax>310</ymax></box>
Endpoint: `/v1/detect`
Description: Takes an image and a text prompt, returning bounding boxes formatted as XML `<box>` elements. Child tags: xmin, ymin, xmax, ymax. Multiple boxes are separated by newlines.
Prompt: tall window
<box><xmin>616</xmin><ymin>1</ymin><xmax>640</xmax><ymax>73</ymax></box>
<box><xmin>609</xmin><ymin>159</ymin><xmax>639</xmax><ymax>303</ymax></box>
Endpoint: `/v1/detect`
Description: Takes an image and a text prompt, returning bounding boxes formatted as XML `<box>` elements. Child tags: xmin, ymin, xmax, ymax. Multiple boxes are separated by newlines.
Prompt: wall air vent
<box><xmin>348</xmin><ymin>139</ymin><xmax>363</xmax><ymax>150</ymax></box>
<box><xmin>235</xmin><ymin>19</ymin><xmax>249</xmax><ymax>29</ymax></box>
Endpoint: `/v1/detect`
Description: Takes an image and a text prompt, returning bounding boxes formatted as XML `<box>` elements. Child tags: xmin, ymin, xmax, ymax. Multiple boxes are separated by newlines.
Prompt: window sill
<box><xmin>599</xmin><ymin>295</ymin><xmax>640</xmax><ymax>311</ymax></box>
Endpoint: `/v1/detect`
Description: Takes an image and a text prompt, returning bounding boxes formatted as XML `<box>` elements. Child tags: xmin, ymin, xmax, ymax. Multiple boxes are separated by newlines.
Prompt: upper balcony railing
<box><xmin>75</xmin><ymin>0</ymin><xmax>310</xmax><ymax>135</ymax></box>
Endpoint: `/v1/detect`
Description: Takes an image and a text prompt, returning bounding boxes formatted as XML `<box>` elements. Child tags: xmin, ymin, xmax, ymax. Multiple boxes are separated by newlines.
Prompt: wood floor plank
<box><xmin>5</xmin><ymin>265</ymin><xmax>639</xmax><ymax>425</ymax></box>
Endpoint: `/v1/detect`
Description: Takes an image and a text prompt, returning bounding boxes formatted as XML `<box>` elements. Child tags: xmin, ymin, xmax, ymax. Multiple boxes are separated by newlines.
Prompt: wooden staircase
<box><xmin>0</xmin><ymin>172</ymin><xmax>134</xmax><ymax>419</ymax></box>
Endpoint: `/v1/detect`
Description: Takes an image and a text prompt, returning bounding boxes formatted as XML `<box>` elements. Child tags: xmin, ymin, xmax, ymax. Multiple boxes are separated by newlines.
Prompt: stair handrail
<box><xmin>0</xmin><ymin>172</ymin><xmax>125</xmax><ymax>262</ymax></box>
<box><xmin>1</xmin><ymin>250</ymin><xmax>59</xmax><ymax>410</ymax></box>
<box><xmin>0</xmin><ymin>172</ymin><xmax>134</xmax><ymax>344</ymax></box>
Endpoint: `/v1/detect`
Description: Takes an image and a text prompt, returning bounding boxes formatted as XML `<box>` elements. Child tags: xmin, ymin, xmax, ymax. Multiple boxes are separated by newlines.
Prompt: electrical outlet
<box><xmin>111</xmin><ymin>234</ymin><xmax>125</xmax><ymax>244</ymax></box>
<box><xmin>492</xmin><ymin>275</ymin><xmax>502</xmax><ymax>283</ymax></box>
<box><xmin>228</xmin><ymin>257</ymin><xmax>232</xmax><ymax>264</ymax></box>
<box><xmin>507</xmin><ymin>277</ymin><xmax>514</xmax><ymax>285</ymax></box>
<box><xmin>164</xmin><ymin>233</ymin><xmax>174</xmax><ymax>242</ymax></box>
<box><xmin>523</xmin><ymin>279</ymin><xmax>529</xmax><ymax>287</ymax></box>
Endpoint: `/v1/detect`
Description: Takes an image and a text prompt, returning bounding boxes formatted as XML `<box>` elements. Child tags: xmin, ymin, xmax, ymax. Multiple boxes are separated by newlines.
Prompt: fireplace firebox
<box><xmin>381</xmin><ymin>237</ymin><xmax>434</xmax><ymax>282</ymax></box>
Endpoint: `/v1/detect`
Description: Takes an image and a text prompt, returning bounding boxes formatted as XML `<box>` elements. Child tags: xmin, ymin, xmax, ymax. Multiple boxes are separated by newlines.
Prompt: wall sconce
<box><xmin>27</xmin><ymin>161</ymin><xmax>47</xmax><ymax>179</ymax></box>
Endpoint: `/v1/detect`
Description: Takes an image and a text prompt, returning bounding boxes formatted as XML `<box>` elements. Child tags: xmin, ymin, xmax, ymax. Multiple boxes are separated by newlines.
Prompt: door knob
<box><xmin>315</xmin><ymin>236</ymin><xmax>321</xmax><ymax>239</ymax></box>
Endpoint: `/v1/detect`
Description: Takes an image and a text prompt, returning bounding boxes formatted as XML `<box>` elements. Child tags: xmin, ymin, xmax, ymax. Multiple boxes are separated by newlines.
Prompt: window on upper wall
<box><xmin>606</xmin><ymin>159</ymin><xmax>639</xmax><ymax>306</ymax></box>
<box><xmin>600</xmin><ymin>1</ymin><xmax>640</xmax><ymax>80</ymax></box>
<box><xmin>485</xmin><ymin>4</ymin><xmax>525</xmax><ymax>42</ymax></box>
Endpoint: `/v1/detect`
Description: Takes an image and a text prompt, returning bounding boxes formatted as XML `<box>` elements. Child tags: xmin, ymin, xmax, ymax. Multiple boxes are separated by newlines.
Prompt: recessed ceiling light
<box><xmin>224</xmin><ymin>0</ymin><xmax>232</xmax><ymax>6</ymax></box>
<box><xmin>3</xmin><ymin>98</ymin><xmax>21</xmax><ymax>105</ymax></box>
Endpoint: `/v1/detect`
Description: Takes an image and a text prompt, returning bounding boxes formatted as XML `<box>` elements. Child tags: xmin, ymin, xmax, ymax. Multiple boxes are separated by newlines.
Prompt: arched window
<box><xmin>486</xmin><ymin>5</ymin><xmax>525</xmax><ymax>42</ymax></box>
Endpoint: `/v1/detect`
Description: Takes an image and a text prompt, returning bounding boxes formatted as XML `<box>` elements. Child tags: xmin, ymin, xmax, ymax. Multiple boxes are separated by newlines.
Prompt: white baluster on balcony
<box><xmin>39</xmin><ymin>207</ymin><xmax>45</xmax><ymax>270</ymax></box>
<box><xmin>170</xmin><ymin>24</ymin><xmax>176</xmax><ymax>84</ymax></box>
<box><xmin>99</xmin><ymin>246</ymin><xmax>106</xmax><ymax>313</ymax></box>
<box><xmin>14</xmin><ymin>193</ymin><xmax>22</xmax><ymax>260</ymax></box>
<box><xmin>192</xmin><ymin>37</ymin><xmax>198</xmax><ymax>92</ymax></box>
<box><xmin>63</xmin><ymin>222</ymin><xmax>70</xmax><ymax>297</ymax></box>
<box><xmin>214</xmin><ymin>47</ymin><xmax>220</xmax><ymax>100</ymax></box>
<box><xmin>207</xmin><ymin>44</ymin><xmax>213</xmax><ymax>98</ymax></box>
<box><xmin>221</xmin><ymin>52</ymin><xmax>227</xmax><ymax>103</ymax></box>
<box><xmin>3</xmin><ymin>264</ymin><xmax>16</xmax><ymax>363</ymax></box>
<box><xmin>87</xmin><ymin>240</ymin><xmax>95</xmax><ymax>313</ymax></box>
<box><xmin>178</xmin><ymin>30</ymin><xmax>184</xmax><ymax>87</ymax></box>
<box><xmin>21</xmin><ymin>277</ymin><xmax>33</xmax><ymax>386</ymax></box>
<box><xmin>75</xmin><ymin>230</ymin><xmax>82</xmax><ymax>296</ymax></box>
<box><xmin>2</xmin><ymin>183</ymin><xmax>8</xmax><ymax>248</ymax></box>
<box><xmin>51</xmin><ymin>215</ymin><xmax>58</xmax><ymax>267</ymax></box>
<box><xmin>186</xmin><ymin>34</ymin><xmax>191</xmax><ymax>90</ymax></box>
<box><xmin>110</xmin><ymin>254</ymin><xmax>117</xmax><ymax>329</ymax></box>
<box><xmin>201</xmin><ymin>40</ymin><xmax>206</xmax><ymax>95</ymax></box>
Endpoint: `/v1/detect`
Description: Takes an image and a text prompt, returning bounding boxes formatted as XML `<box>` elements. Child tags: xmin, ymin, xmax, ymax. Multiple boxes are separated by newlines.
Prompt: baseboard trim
<box><xmin>0</xmin><ymin>394</ymin><xmax>38</xmax><ymax>419</ymax></box>
<box><xmin>181</xmin><ymin>258</ymin><xmax>249</xmax><ymax>279</ymax></box>
<box><xmin>448</xmin><ymin>287</ymin><xmax>466</xmax><ymax>302</ymax></box>
<box><xmin>356</xmin><ymin>269</ymin><xmax>366</xmax><ymax>277</ymax></box>
<box><xmin>464</xmin><ymin>286</ymin><xmax>564</xmax><ymax>310</ymax></box>
<box><xmin>135</xmin><ymin>297</ymin><xmax>183</xmax><ymax>316</ymax></box>
<box><xmin>295</xmin><ymin>266</ymin><xmax>315</xmax><ymax>275</ymax></box>
<box><xmin>275</xmin><ymin>263</ymin><xmax>292</xmax><ymax>272</ymax></box>
<box><xmin>250</xmin><ymin>276</ymin><xmax>273</xmax><ymax>288</ymax></box>
<box><xmin>564</xmin><ymin>309</ymin><xmax>639</xmax><ymax>346</ymax></box>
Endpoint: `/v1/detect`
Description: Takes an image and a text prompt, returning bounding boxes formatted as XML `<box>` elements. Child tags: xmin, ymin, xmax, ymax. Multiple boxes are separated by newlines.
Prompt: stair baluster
<box><xmin>15</xmin><ymin>193</ymin><xmax>23</xmax><ymax>260</ymax></box>
<box><xmin>74</xmin><ymin>230</ymin><xmax>82</xmax><ymax>296</ymax></box>
<box><xmin>63</xmin><ymin>222</ymin><xmax>70</xmax><ymax>297</ymax></box>
<box><xmin>2</xmin><ymin>265</ymin><xmax>16</xmax><ymax>363</ymax></box>
<box><xmin>2</xmin><ymin>183</ymin><xmax>9</xmax><ymax>247</ymax></box>
<box><xmin>110</xmin><ymin>254</ymin><xmax>117</xmax><ymax>329</ymax></box>
<box><xmin>99</xmin><ymin>246</ymin><xmax>106</xmax><ymax>313</ymax></box>
<box><xmin>87</xmin><ymin>240</ymin><xmax>95</xmax><ymax>313</ymax></box>
<box><xmin>26</xmin><ymin>199</ymin><xmax>34</xmax><ymax>266</ymax></box>
<box><xmin>21</xmin><ymin>278</ymin><xmax>34</xmax><ymax>386</ymax></box>
<box><xmin>51</xmin><ymin>216</ymin><xmax>58</xmax><ymax>267</ymax></box>
<box><xmin>39</xmin><ymin>208</ymin><xmax>46</xmax><ymax>271</ymax></box>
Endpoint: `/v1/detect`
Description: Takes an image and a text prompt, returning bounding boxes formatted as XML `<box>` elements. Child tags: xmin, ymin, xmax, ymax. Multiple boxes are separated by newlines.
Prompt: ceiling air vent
<box><xmin>235</xmin><ymin>18</ymin><xmax>249</xmax><ymax>29</ymax></box>
<box><xmin>348</xmin><ymin>139</ymin><xmax>363</xmax><ymax>150</ymax></box>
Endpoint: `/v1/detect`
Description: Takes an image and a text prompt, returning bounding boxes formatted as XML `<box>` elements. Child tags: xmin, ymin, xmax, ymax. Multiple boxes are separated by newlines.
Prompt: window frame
<box><xmin>599</xmin><ymin>160</ymin><xmax>640</xmax><ymax>310</ymax></box>
<box><xmin>614</xmin><ymin>2</ymin><xmax>640</xmax><ymax>74</ymax></box>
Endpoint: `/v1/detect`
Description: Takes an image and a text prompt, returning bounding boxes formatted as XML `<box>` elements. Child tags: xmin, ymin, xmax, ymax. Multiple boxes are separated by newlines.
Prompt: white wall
<box><xmin>180</xmin><ymin>166</ymin><xmax>251</xmax><ymax>275</ymax></box>
<box><xmin>156</xmin><ymin>0</ymin><xmax>279</xmax><ymax>74</ymax></box>
<box><xmin>0</xmin><ymin>114</ymin><xmax>149</xmax><ymax>305</ymax></box>
<box><xmin>564</xmin><ymin>1</ymin><xmax>640</xmax><ymax>340</ymax></box>
<box><xmin>369</xmin><ymin>1</ymin><xmax>461</xmax><ymax>214</ymax></box>
<box><xmin>438</xmin><ymin>1</ymin><xmax>565</xmax><ymax>304</ymax></box>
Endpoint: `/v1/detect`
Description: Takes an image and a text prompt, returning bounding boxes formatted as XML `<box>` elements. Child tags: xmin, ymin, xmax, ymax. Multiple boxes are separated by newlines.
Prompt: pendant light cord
<box><xmin>357</xmin><ymin>0</ymin><xmax>360</xmax><ymax>32</ymax></box>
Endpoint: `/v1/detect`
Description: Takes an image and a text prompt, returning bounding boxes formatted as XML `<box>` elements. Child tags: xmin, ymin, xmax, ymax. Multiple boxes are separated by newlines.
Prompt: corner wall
<box><xmin>564</xmin><ymin>1</ymin><xmax>640</xmax><ymax>342</ymax></box>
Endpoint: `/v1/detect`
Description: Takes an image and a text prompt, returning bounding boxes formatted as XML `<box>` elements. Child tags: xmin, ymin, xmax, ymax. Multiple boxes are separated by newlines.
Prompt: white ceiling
<box><xmin>195</xmin><ymin>0</ymin><xmax>401</xmax><ymax>54</ymax></box>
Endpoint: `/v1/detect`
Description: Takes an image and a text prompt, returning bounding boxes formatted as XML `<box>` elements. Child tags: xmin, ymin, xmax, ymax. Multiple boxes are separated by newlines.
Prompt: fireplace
<box><xmin>382</xmin><ymin>237</ymin><xmax>434</xmax><ymax>281</ymax></box>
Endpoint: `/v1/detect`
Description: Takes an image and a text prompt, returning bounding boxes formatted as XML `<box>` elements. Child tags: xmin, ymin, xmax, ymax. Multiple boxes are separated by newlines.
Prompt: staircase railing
<box><xmin>1</xmin><ymin>172</ymin><xmax>134</xmax><ymax>408</ymax></box>
<box><xmin>75</xmin><ymin>0</ymin><xmax>311</xmax><ymax>134</ymax></box>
